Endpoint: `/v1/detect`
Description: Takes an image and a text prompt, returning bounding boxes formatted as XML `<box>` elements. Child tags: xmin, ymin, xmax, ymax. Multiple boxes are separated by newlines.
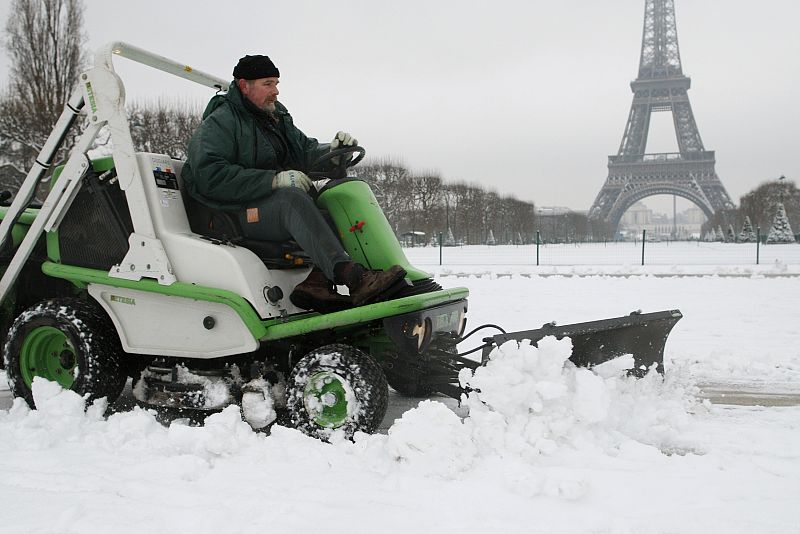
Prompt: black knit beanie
<box><xmin>233</xmin><ymin>55</ymin><xmax>280</xmax><ymax>80</ymax></box>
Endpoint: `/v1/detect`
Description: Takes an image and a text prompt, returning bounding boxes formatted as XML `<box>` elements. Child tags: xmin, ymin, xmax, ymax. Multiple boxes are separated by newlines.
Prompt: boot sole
<box><xmin>290</xmin><ymin>291</ymin><xmax>352</xmax><ymax>314</ymax></box>
<box><xmin>353</xmin><ymin>269</ymin><xmax>410</xmax><ymax>307</ymax></box>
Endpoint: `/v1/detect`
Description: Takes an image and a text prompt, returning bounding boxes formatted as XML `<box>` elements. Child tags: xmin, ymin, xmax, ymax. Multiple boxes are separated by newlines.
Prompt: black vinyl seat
<box><xmin>183</xmin><ymin>193</ymin><xmax>310</xmax><ymax>269</ymax></box>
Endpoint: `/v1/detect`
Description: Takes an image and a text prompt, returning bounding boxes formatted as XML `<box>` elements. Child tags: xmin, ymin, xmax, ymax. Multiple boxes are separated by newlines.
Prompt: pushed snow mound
<box><xmin>0</xmin><ymin>338</ymin><xmax>698</xmax><ymax>482</ymax></box>
<box><xmin>459</xmin><ymin>336</ymin><xmax>696</xmax><ymax>458</ymax></box>
<box><xmin>367</xmin><ymin>336</ymin><xmax>698</xmax><ymax>479</ymax></box>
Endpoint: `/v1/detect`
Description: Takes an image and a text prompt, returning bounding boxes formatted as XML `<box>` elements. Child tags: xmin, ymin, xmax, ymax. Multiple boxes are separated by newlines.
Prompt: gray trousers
<box><xmin>236</xmin><ymin>187</ymin><xmax>350</xmax><ymax>280</ymax></box>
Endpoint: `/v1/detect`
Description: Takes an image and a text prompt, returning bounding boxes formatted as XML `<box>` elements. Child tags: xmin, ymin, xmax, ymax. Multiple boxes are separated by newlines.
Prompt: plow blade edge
<box><xmin>482</xmin><ymin>309</ymin><xmax>682</xmax><ymax>375</ymax></box>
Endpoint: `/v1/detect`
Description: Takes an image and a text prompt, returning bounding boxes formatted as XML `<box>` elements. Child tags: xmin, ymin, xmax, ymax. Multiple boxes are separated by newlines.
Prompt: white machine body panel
<box><xmin>89</xmin><ymin>284</ymin><xmax>257</xmax><ymax>358</ymax></box>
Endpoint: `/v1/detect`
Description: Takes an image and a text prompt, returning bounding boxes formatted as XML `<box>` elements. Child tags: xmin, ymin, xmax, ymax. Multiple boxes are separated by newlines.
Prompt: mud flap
<box><xmin>482</xmin><ymin>309</ymin><xmax>682</xmax><ymax>375</ymax></box>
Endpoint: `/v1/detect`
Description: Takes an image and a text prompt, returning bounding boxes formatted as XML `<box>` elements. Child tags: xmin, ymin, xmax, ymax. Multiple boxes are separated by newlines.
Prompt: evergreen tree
<box><xmin>726</xmin><ymin>224</ymin><xmax>736</xmax><ymax>243</ymax></box>
<box><xmin>766</xmin><ymin>202</ymin><xmax>796</xmax><ymax>244</ymax></box>
<box><xmin>485</xmin><ymin>229</ymin><xmax>496</xmax><ymax>246</ymax></box>
<box><xmin>715</xmin><ymin>225</ymin><xmax>725</xmax><ymax>242</ymax></box>
<box><xmin>738</xmin><ymin>216</ymin><xmax>757</xmax><ymax>243</ymax></box>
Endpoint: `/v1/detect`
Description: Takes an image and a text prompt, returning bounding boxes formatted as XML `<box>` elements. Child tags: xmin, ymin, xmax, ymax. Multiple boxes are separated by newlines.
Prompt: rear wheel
<box><xmin>287</xmin><ymin>344</ymin><xmax>388</xmax><ymax>440</ymax></box>
<box><xmin>3</xmin><ymin>298</ymin><xmax>127</xmax><ymax>408</ymax></box>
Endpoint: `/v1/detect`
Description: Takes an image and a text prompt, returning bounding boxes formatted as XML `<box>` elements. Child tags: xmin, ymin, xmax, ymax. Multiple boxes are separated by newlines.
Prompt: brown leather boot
<box><xmin>337</xmin><ymin>263</ymin><xmax>409</xmax><ymax>306</ymax></box>
<box><xmin>290</xmin><ymin>269</ymin><xmax>352</xmax><ymax>313</ymax></box>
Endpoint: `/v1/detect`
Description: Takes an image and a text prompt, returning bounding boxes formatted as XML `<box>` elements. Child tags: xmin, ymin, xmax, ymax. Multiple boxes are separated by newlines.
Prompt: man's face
<box><xmin>239</xmin><ymin>77</ymin><xmax>280</xmax><ymax>112</ymax></box>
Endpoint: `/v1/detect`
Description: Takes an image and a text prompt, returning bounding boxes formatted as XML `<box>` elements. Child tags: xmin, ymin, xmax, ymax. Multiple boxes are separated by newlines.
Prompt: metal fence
<box><xmin>403</xmin><ymin>238</ymin><xmax>800</xmax><ymax>267</ymax></box>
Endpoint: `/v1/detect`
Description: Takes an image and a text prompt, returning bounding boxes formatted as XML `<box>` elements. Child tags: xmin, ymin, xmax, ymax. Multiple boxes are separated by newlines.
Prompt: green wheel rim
<box><xmin>304</xmin><ymin>371</ymin><xmax>351</xmax><ymax>428</ymax></box>
<box><xmin>19</xmin><ymin>326</ymin><xmax>77</xmax><ymax>389</ymax></box>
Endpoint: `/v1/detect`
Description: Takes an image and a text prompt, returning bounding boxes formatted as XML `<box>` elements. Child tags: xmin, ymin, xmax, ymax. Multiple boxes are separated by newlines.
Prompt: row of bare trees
<box><xmin>358</xmin><ymin>157</ymin><xmax>540</xmax><ymax>245</ymax></box>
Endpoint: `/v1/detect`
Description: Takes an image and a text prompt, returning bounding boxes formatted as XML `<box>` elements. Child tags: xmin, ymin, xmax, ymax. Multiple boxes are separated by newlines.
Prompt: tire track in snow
<box><xmin>698</xmin><ymin>381</ymin><xmax>800</xmax><ymax>406</ymax></box>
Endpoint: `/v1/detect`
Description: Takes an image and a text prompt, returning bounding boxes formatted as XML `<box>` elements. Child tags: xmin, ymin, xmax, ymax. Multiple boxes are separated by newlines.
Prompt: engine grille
<box><xmin>58</xmin><ymin>169</ymin><xmax>134</xmax><ymax>270</ymax></box>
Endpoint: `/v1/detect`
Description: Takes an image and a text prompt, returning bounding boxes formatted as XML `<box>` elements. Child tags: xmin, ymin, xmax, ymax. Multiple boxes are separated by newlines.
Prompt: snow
<box><xmin>240</xmin><ymin>378</ymin><xmax>277</xmax><ymax>429</ymax></box>
<box><xmin>1</xmin><ymin>253</ymin><xmax>799</xmax><ymax>533</ymax></box>
<box><xmin>134</xmin><ymin>363</ymin><xmax>240</xmax><ymax>410</ymax></box>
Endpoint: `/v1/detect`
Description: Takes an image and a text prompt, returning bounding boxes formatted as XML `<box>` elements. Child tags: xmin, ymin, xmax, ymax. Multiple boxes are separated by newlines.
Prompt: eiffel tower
<box><xmin>589</xmin><ymin>0</ymin><xmax>734</xmax><ymax>232</ymax></box>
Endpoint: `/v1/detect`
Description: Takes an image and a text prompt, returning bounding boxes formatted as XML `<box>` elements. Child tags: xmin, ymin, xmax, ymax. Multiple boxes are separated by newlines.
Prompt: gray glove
<box><xmin>272</xmin><ymin>170</ymin><xmax>312</xmax><ymax>192</ymax></box>
<box><xmin>330</xmin><ymin>131</ymin><xmax>358</xmax><ymax>165</ymax></box>
<box><xmin>331</xmin><ymin>131</ymin><xmax>358</xmax><ymax>149</ymax></box>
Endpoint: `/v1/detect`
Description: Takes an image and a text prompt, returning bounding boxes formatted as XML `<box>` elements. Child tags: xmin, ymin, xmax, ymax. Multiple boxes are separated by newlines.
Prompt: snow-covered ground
<box><xmin>1</xmin><ymin>254</ymin><xmax>799</xmax><ymax>533</ymax></box>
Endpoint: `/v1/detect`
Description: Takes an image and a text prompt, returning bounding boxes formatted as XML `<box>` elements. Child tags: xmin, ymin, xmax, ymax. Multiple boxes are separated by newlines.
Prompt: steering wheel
<box><xmin>308</xmin><ymin>146</ymin><xmax>366</xmax><ymax>180</ymax></box>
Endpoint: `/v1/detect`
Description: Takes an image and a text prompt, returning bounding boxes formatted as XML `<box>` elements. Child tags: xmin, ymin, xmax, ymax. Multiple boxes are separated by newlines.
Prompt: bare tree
<box><xmin>441</xmin><ymin>183</ymin><xmax>463</xmax><ymax>237</ymax></box>
<box><xmin>127</xmin><ymin>99</ymin><xmax>202</xmax><ymax>159</ymax></box>
<box><xmin>0</xmin><ymin>0</ymin><xmax>87</xmax><ymax>174</ymax></box>
<box><xmin>408</xmin><ymin>171</ymin><xmax>442</xmax><ymax>237</ymax></box>
<box><xmin>357</xmin><ymin>157</ymin><xmax>413</xmax><ymax>232</ymax></box>
<box><xmin>502</xmin><ymin>196</ymin><xmax>536</xmax><ymax>243</ymax></box>
<box><xmin>460</xmin><ymin>185</ymin><xmax>485</xmax><ymax>245</ymax></box>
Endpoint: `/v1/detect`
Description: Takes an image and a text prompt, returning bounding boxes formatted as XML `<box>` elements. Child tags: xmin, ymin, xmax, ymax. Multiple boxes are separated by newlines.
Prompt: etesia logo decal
<box><xmin>110</xmin><ymin>295</ymin><xmax>135</xmax><ymax>306</ymax></box>
<box><xmin>84</xmin><ymin>82</ymin><xmax>97</xmax><ymax>113</ymax></box>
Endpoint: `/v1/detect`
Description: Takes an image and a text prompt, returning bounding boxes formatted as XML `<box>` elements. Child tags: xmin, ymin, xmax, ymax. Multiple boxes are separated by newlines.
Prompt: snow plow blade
<box><xmin>481</xmin><ymin>309</ymin><xmax>683</xmax><ymax>376</ymax></box>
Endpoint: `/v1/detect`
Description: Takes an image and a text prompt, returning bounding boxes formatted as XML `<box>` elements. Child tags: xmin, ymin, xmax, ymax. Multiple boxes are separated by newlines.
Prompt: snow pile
<box><xmin>1</xmin><ymin>338</ymin><xmax>696</xmax><ymax>485</ymax></box>
<box><xmin>0</xmin><ymin>378</ymin><xmax>259</xmax><ymax>460</ymax></box>
<box><xmin>359</xmin><ymin>336</ymin><xmax>697</xmax><ymax>483</ymax></box>
<box><xmin>0</xmin><ymin>370</ymin><xmax>8</xmax><ymax>391</ymax></box>
<box><xmin>3</xmin><ymin>337</ymin><xmax>697</xmax><ymax>471</ymax></box>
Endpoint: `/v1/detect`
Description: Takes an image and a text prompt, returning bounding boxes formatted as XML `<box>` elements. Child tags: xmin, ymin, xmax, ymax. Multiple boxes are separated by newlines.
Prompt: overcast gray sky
<box><xmin>0</xmin><ymin>0</ymin><xmax>798</xmax><ymax>213</ymax></box>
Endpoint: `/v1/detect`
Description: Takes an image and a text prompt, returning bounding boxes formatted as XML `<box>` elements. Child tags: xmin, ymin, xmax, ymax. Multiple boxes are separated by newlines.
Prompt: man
<box><xmin>182</xmin><ymin>54</ymin><xmax>407</xmax><ymax>312</ymax></box>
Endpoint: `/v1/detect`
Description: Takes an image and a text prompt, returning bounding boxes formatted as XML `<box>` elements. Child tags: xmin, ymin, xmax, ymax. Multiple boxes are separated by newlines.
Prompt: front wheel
<box><xmin>3</xmin><ymin>298</ymin><xmax>127</xmax><ymax>408</ymax></box>
<box><xmin>287</xmin><ymin>344</ymin><xmax>388</xmax><ymax>440</ymax></box>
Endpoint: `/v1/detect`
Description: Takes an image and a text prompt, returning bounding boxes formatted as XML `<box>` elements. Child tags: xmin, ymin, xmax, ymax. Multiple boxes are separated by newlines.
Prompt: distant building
<box><xmin>400</xmin><ymin>230</ymin><xmax>426</xmax><ymax>247</ymax></box>
<box><xmin>620</xmin><ymin>202</ymin><xmax>706</xmax><ymax>240</ymax></box>
<box><xmin>535</xmin><ymin>206</ymin><xmax>574</xmax><ymax>217</ymax></box>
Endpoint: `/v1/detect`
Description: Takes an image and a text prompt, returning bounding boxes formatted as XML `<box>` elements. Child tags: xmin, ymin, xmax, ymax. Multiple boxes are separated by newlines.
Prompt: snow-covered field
<box><xmin>1</xmin><ymin>251</ymin><xmax>799</xmax><ymax>533</ymax></box>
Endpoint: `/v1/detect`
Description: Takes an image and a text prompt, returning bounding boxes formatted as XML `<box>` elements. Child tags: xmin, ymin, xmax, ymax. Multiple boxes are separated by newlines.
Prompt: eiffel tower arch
<box><xmin>589</xmin><ymin>0</ymin><xmax>734</xmax><ymax>232</ymax></box>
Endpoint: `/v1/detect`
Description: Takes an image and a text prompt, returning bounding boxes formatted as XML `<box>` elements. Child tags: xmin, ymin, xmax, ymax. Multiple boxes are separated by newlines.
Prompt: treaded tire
<box><xmin>3</xmin><ymin>297</ymin><xmax>127</xmax><ymax>408</ymax></box>
<box><xmin>287</xmin><ymin>343</ymin><xmax>388</xmax><ymax>440</ymax></box>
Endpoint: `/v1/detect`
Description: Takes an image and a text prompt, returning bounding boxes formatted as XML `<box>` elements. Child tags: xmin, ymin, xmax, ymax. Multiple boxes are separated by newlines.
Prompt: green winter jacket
<box><xmin>182</xmin><ymin>82</ymin><xmax>329</xmax><ymax>210</ymax></box>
